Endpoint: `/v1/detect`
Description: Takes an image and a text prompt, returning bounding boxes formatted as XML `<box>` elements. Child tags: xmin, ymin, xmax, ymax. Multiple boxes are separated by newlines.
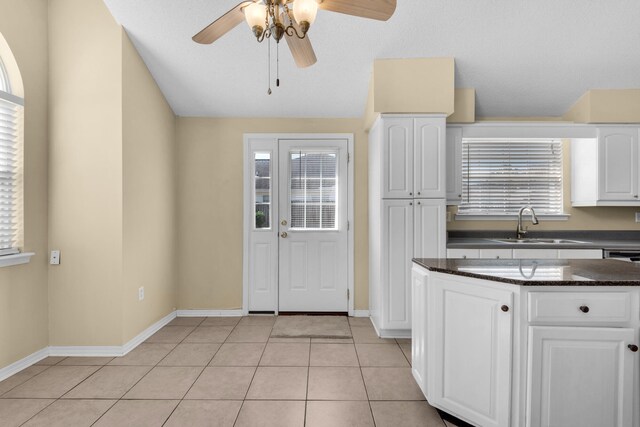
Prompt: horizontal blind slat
<box><xmin>459</xmin><ymin>138</ymin><xmax>563</xmax><ymax>216</ymax></box>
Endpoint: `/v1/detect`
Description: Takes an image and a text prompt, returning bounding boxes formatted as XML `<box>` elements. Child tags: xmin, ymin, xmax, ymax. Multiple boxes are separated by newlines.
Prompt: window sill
<box><xmin>454</xmin><ymin>214</ymin><xmax>570</xmax><ymax>221</ymax></box>
<box><xmin>0</xmin><ymin>252</ymin><xmax>35</xmax><ymax>268</ymax></box>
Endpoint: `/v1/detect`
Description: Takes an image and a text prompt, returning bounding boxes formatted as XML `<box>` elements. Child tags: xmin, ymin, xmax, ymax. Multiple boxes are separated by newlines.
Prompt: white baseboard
<box><xmin>353</xmin><ymin>310</ymin><xmax>370</xmax><ymax>317</ymax></box>
<box><xmin>121</xmin><ymin>311</ymin><xmax>177</xmax><ymax>355</ymax></box>
<box><xmin>48</xmin><ymin>310</ymin><xmax>177</xmax><ymax>358</ymax></box>
<box><xmin>0</xmin><ymin>347</ymin><xmax>49</xmax><ymax>383</ymax></box>
<box><xmin>176</xmin><ymin>309</ymin><xmax>243</xmax><ymax>317</ymax></box>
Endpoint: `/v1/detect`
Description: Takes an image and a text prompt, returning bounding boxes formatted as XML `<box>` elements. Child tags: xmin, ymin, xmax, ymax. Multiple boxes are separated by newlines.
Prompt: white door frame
<box><xmin>242</xmin><ymin>133</ymin><xmax>355</xmax><ymax>316</ymax></box>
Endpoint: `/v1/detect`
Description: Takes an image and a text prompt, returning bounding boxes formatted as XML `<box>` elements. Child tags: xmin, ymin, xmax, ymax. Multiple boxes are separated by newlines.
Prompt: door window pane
<box><xmin>254</xmin><ymin>152</ymin><xmax>271</xmax><ymax>229</ymax></box>
<box><xmin>289</xmin><ymin>151</ymin><xmax>338</xmax><ymax>230</ymax></box>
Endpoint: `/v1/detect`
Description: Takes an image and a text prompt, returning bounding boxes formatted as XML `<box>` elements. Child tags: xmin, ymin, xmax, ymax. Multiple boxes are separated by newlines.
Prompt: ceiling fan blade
<box><xmin>284</xmin><ymin>20</ymin><xmax>317</xmax><ymax>68</ymax></box>
<box><xmin>193</xmin><ymin>1</ymin><xmax>254</xmax><ymax>44</ymax></box>
<box><xmin>318</xmin><ymin>0</ymin><xmax>396</xmax><ymax>21</ymax></box>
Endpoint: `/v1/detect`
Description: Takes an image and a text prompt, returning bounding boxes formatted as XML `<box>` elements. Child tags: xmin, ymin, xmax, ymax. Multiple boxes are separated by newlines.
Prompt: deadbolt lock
<box><xmin>281</xmin><ymin>219</ymin><xmax>287</xmax><ymax>226</ymax></box>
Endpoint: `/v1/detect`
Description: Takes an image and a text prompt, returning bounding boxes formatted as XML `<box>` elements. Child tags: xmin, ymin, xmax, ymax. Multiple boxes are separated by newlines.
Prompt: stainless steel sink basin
<box><xmin>490</xmin><ymin>238</ymin><xmax>587</xmax><ymax>245</ymax></box>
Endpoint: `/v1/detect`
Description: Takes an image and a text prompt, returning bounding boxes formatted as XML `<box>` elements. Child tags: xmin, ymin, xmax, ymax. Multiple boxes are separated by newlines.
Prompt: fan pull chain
<box><xmin>276</xmin><ymin>40</ymin><xmax>280</xmax><ymax>87</ymax></box>
<box><xmin>267</xmin><ymin>37</ymin><xmax>272</xmax><ymax>95</ymax></box>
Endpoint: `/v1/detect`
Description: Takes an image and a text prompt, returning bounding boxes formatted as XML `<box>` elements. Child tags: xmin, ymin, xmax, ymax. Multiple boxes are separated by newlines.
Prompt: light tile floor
<box><xmin>0</xmin><ymin>316</ymin><xmax>460</xmax><ymax>427</ymax></box>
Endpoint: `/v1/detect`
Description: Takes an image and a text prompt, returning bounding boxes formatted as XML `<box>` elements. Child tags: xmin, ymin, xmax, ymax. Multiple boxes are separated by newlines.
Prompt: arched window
<box><xmin>0</xmin><ymin>56</ymin><xmax>10</xmax><ymax>93</ymax></box>
<box><xmin>0</xmin><ymin>40</ymin><xmax>24</xmax><ymax>257</ymax></box>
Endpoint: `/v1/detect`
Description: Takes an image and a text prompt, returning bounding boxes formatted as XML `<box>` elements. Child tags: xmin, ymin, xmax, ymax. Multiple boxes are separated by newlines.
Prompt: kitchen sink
<box><xmin>490</xmin><ymin>238</ymin><xmax>588</xmax><ymax>245</ymax></box>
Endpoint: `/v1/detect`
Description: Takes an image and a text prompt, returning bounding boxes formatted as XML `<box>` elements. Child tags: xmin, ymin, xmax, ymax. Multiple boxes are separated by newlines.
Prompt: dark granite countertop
<box><xmin>447</xmin><ymin>230</ymin><xmax>640</xmax><ymax>251</ymax></box>
<box><xmin>413</xmin><ymin>258</ymin><xmax>640</xmax><ymax>286</ymax></box>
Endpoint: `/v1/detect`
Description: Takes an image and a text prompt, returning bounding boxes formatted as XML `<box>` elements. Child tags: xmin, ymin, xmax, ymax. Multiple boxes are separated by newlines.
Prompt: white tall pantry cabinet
<box><xmin>369</xmin><ymin>115</ymin><xmax>447</xmax><ymax>337</ymax></box>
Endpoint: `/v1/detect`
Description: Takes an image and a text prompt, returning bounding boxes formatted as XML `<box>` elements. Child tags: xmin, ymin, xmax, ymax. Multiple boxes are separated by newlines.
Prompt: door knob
<box><xmin>280</xmin><ymin>232</ymin><xmax>288</xmax><ymax>238</ymax></box>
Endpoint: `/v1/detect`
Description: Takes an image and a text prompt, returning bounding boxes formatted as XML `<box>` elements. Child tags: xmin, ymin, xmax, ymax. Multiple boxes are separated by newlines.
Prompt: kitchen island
<box><xmin>411</xmin><ymin>258</ymin><xmax>640</xmax><ymax>427</ymax></box>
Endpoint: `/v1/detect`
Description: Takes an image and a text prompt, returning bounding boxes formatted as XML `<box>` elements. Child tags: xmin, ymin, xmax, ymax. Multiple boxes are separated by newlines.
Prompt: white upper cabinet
<box><xmin>446</xmin><ymin>126</ymin><xmax>463</xmax><ymax>204</ymax></box>
<box><xmin>379</xmin><ymin>115</ymin><xmax>446</xmax><ymax>199</ymax></box>
<box><xmin>571</xmin><ymin>127</ymin><xmax>640</xmax><ymax>206</ymax></box>
<box><xmin>382</xmin><ymin>118</ymin><xmax>414</xmax><ymax>199</ymax></box>
<box><xmin>599</xmin><ymin>128</ymin><xmax>639</xmax><ymax>201</ymax></box>
<box><xmin>414</xmin><ymin>118</ymin><xmax>446</xmax><ymax>198</ymax></box>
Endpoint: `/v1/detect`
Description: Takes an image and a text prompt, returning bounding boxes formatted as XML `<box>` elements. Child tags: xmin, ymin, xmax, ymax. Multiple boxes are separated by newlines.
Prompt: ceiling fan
<box><xmin>192</xmin><ymin>0</ymin><xmax>396</xmax><ymax>92</ymax></box>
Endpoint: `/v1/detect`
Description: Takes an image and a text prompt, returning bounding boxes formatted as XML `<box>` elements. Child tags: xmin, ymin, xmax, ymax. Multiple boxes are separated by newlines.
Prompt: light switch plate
<box><xmin>49</xmin><ymin>250</ymin><xmax>60</xmax><ymax>265</ymax></box>
<box><xmin>636</xmin><ymin>212</ymin><xmax>640</xmax><ymax>223</ymax></box>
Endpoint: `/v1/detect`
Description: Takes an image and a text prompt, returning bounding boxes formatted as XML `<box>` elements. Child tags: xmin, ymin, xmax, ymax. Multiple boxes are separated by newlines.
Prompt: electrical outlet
<box><xmin>49</xmin><ymin>250</ymin><xmax>60</xmax><ymax>265</ymax></box>
<box><xmin>636</xmin><ymin>212</ymin><xmax>640</xmax><ymax>223</ymax></box>
<box><xmin>138</xmin><ymin>287</ymin><xmax>144</xmax><ymax>301</ymax></box>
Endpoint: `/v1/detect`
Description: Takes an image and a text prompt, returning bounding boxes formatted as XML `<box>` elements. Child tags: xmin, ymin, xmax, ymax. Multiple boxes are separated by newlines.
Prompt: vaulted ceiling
<box><xmin>103</xmin><ymin>0</ymin><xmax>640</xmax><ymax>118</ymax></box>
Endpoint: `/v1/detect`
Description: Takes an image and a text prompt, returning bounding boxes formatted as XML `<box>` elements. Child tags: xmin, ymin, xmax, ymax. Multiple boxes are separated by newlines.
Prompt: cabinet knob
<box><xmin>629</xmin><ymin>344</ymin><xmax>639</xmax><ymax>353</ymax></box>
<box><xmin>417</xmin><ymin>201</ymin><xmax>421</xmax><ymax>205</ymax></box>
<box><xmin>635</xmin><ymin>195</ymin><xmax>638</xmax><ymax>199</ymax></box>
<box><xmin>409</xmin><ymin>192</ymin><xmax>413</xmax><ymax>196</ymax></box>
<box><xmin>462</xmin><ymin>255</ymin><xmax>467</xmax><ymax>259</ymax></box>
<box><xmin>579</xmin><ymin>305</ymin><xmax>590</xmax><ymax>313</ymax></box>
<box><xmin>417</xmin><ymin>192</ymin><xmax>421</xmax><ymax>195</ymax></box>
<box><xmin>409</xmin><ymin>202</ymin><xmax>413</xmax><ymax>206</ymax></box>
<box><xmin>501</xmin><ymin>305</ymin><xmax>509</xmax><ymax>312</ymax></box>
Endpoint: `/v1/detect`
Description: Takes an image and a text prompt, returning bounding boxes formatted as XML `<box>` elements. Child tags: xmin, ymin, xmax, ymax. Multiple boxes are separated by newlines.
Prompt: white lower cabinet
<box><xmin>427</xmin><ymin>274</ymin><xmax>514</xmax><ymax>427</ymax></box>
<box><xmin>527</xmin><ymin>326</ymin><xmax>636</xmax><ymax>427</ymax></box>
<box><xmin>412</xmin><ymin>264</ymin><xmax>640</xmax><ymax>427</ymax></box>
<box><xmin>411</xmin><ymin>266</ymin><xmax>428</xmax><ymax>396</ymax></box>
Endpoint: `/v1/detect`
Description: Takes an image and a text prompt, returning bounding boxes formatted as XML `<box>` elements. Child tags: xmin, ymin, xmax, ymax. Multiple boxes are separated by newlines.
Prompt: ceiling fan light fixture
<box><xmin>244</xmin><ymin>2</ymin><xmax>267</xmax><ymax>38</ymax></box>
<box><xmin>293</xmin><ymin>0</ymin><xmax>319</xmax><ymax>30</ymax></box>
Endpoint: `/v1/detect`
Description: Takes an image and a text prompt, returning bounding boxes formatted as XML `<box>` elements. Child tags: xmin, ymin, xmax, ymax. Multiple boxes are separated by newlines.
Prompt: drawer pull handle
<box><xmin>501</xmin><ymin>305</ymin><xmax>509</xmax><ymax>312</ymax></box>
<box><xmin>579</xmin><ymin>305</ymin><xmax>590</xmax><ymax>313</ymax></box>
<box><xmin>629</xmin><ymin>345</ymin><xmax>639</xmax><ymax>353</ymax></box>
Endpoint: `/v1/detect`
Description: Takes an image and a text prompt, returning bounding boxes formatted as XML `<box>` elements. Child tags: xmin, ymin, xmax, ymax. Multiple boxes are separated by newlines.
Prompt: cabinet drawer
<box><xmin>479</xmin><ymin>249</ymin><xmax>513</xmax><ymax>259</ymax></box>
<box><xmin>447</xmin><ymin>248</ymin><xmax>480</xmax><ymax>259</ymax></box>
<box><xmin>557</xmin><ymin>249</ymin><xmax>603</xmax><ymax>259</ymax></box>
<box><xmin>528</xmin><ymin>292</ymin><xmax>632</xmax><ymax>325</ymax></box>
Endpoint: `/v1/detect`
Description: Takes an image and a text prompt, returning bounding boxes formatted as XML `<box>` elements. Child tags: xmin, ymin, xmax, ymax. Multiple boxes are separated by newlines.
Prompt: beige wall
<box><xmin>0</xmin><ymin>0</ymin><xmax>50</xmax><ymax>369</ymax></box>
<box><xmin>48</xmin><ymin>0</ymin><xmax>124</xmax><ymax>346</ymax></box>
<box><xmin>447</xmin><ymin>141</ymin><xmax>640</xmax><ymax>231</ymax></box>
<box><xmin>564</xmin><ymin>89</ymin><xmax>640</xmax><ymax>124</ymax></box>
<box><xmin>48</xmin><ymin>0</ymin><xmax>177</xmax><ymax>347</ymax></box>
<box><xmin>177</xmin><ymin>118</ymin><xmax>369</xmax><ymax>311</ymax></box>
<box><xmin>122</xmin><ymin>32</ymin><xmax>177</xmax><ymax>343</ymax></box>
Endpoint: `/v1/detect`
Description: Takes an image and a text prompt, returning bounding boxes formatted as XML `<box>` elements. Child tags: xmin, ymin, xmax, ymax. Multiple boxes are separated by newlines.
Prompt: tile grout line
<box><xmin>159</xmin><ymin>316</ymin><xmax>211</xmax><ymax>426</ymax></box>
<box><xmin>232</xmin><ymin>317</ymin><xmax>274</xmax><ymax>427</ymax></box>
<box><xmin>351</xmin><ymin>322</ymin><xmax>378</xmax><ymax>427</ymax></box>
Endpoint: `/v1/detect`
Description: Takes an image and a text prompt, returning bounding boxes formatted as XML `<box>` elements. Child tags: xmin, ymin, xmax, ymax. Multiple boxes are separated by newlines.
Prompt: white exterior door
<box><xmin>527</xmin><ymin>326</ymin><xmax>636</xmax><ymax>427</ymax></box>
<box><xmin>277</xmin><ymin>139</ymin><xmax>349</xmax><ymax>312</ymax></box>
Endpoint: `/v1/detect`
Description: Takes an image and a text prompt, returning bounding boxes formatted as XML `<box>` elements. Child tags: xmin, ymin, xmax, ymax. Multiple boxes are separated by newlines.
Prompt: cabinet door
<box><xmin>413</xmin><ymin>199</ymin><xmax>446</xmax><ymax>258</ymax></box>
<box><xmin>428</xmin><ymin>275</ymin><xmax>513</xmax><ymax>427</ymax></box>
<box><xmin>414</xmin><ymin>118</ymin><xmax>446</xmax><ymax>198</ymax></box>
<box><xmin>382</xmin><ymin>118</ymin><xmax>414</xmax><ymax>199</ymax></box>
<box><xmin>382</xmin><ymin>200</ymin><xmax>414</xmax><ymax>330</ymax></box>
<box><xmin>598</xmin><ymin>127</ymin><xmax>639</xmax><ymax>201</ymax></box>
<box><xmin>446</xmin><ymin>126</ymin><xmax>463</xmax><ymax>204</ymax></box>
<box><xmin>528</xmin><ymin>326</ymin><xmax>636</xmax><ymax>427</ymax></box>
<box><xmin>411</xmin><ymin>266</ymin><xmax>428</xmax><ymax>396</ymax></box>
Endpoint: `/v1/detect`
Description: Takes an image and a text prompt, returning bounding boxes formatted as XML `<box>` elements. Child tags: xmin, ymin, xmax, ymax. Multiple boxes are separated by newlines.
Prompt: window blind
<box><xmin>0</xmin><ymin>94</ymin><xmax>23</xmax><ymax>255</ymax></box>
<box><xmin>458</xmin><ymin>138</ymin><xmax>563</xmax><ymax>216</ymax></box>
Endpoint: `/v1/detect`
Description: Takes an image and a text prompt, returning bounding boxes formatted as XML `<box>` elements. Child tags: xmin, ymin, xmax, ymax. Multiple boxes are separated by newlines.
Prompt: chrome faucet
<box><xmin>516</xmin><ymin>206</ymin><xmax>539</xmax><ymax>239</ymax></box>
